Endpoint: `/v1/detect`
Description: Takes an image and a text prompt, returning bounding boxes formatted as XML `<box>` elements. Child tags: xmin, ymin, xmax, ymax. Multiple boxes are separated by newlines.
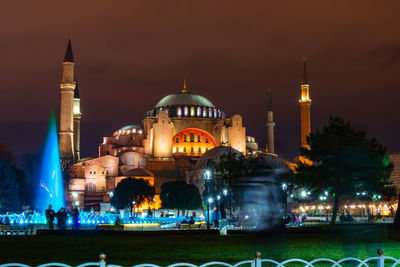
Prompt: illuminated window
<box><xmin>177</xmin><ymin>107</ymin><xmax>182</xmax><ymax>117</ymax></box>
<box><xmin>197</xmin><ymin>135</ymin><xmax>201</xmax><ymax>142</ymax></box>
<box><xmin>198</xmin><ymin>147</ymin><xmax>201</xmax><ymax>153</ymax></box>
<box><xmin>190</xmin><ymin>106</ymin><xmax>195</xmax><ymax>117</ymax></box>
<box><xmin>214</xmin><ymin>109</ymin><xmax>217</xmax><ymax>118</ymax></box>
<box><xmin>191</xmin><ymin>147</ymin><xmax>194</xmax><ymax>153</ymax></box>
<box><xmin>184</xmin><ymin>135</ymin><xmax>187</xmax><ymax>142</ymax></box>
<box><xmin>197</xmin><ymin>107</ymin><xmax>201</xmax><ymax>117</ymax></box>
<box><xmin>190</xmin><ymin>132</ymin><xmax>194</xmax><ymax>142</ymax></box>
<box><xmin>85</xmin><ymin>183</ymin><xmax>96</xmax><ymax>192</ymax></box>
<box><xmin>175</xmin><ymin>147</ymin><xmax>179</xmax><ymax>152</ymax></box>
<box><xmin>129</xmin><ymin>155</ymin><xmax>134</xmax><ymax>166</ymax></box>
<box><xmin>184</xmin><ymin>106</ymin><xmax>188</xmax><ymax>116</ymax></box>
<box><xmin>205</xmin><ymin>138</ymin><xmax>209</xmax><ymax>143</ymax></box>
<box><xmin>208</xmin><ymin>108</ymin><xmax>212</xmax><ymax>117</ymax></box>
<box><xmin>203</xmin><ymin>108</ymin><xmax>207</xmax><ymax>117</ymax></box>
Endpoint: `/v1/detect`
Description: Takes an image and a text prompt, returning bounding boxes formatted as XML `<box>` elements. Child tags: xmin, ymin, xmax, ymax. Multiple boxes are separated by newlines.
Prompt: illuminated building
<box><xmin>58</xmin><ymin>40</ymin><xmax>311</xmax><ymax>211</ymax></box>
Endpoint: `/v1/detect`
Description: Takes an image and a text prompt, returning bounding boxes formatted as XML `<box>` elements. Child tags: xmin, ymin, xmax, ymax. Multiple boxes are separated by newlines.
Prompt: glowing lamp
<box><xmin>208</xmin><ymin>197</ymin><xmax>213</xmax><ymax>203</ymax></box>
<box><xmin>204</xmin><ymin>170</ymin><xmax>211</xmax><ymax>180</ymax></box>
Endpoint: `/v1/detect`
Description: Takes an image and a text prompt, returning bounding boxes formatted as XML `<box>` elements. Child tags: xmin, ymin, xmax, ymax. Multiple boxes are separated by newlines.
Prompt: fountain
<box><xmin>35</xmin><ymin>113</ymin><xmax>65</xmax><ymax>212</ymax></box>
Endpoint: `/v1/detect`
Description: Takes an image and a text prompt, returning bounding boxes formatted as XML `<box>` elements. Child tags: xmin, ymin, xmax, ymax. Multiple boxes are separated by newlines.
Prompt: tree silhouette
<box><xmin>0</xmin><ymin>159</ymin><xmax>21</xmax><ymax>213</ymax></box>
<box><xmin>160</xmin><ymin>181</ymin><xmax>202</xmax><ymax>216</ymax></box>
<box><xmin>296</xmin><ymin>116</ymin><xmax>393</xmax><ymax>224</ymax></box>
<box><xmin>110</xmin><ymin>178</ymin><xmax>155</xmax><ymax>216</ymax></box>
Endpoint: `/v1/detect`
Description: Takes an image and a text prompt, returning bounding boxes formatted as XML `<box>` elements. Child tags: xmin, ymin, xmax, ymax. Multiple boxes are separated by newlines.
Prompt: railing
<box><xmin>1</xmin><ymin>250</ymin><xmax>399</xmax><ymax>267</ymax></box>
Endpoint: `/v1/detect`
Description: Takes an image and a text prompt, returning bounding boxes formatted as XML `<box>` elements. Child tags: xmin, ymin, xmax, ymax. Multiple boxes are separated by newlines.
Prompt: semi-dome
<box><xmin>195</xmin><ymin>146</ymin><xmax>243</xmax><ymax>169</ymax></box>
<box><xmin>119</xmin><ymin>124</ymin><xmax>141</xmax><ymax>131</ymax></box>
<box><xmin>146</xmin><ymin>83</ymin><xmax>225</xmax><ymax>119</ymax></box>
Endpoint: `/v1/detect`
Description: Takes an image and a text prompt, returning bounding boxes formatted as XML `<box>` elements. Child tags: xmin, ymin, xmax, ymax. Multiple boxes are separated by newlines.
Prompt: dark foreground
<box><xmin>0</xmin><ymin>224</ymin><xmax>399</xmax><ymax>266</ymax></box>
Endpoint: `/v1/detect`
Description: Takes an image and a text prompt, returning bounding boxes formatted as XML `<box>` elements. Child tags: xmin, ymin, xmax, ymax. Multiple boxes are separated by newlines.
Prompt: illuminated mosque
<box><xmin>58</xmin><ymin>40</ymin><xmax>312</xmax><ymax>211</ymax></box>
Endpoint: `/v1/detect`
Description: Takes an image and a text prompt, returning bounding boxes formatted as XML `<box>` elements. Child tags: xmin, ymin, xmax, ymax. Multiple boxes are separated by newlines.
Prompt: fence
<box><xmin>1</xmin><ymin>250</ymin><xmax>399</xmax><ymax>267</ymax></box>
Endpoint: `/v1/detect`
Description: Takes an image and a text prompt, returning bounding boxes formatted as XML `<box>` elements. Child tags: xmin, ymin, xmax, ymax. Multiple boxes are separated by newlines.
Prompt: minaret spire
<box><xmin>64</xmin><ymin>39</ymin><xmax>74</xmax><ymax>63</ymax></box>
<box><xmin>266</xmin><ymin>88</ymin><xmax>275</xmax><ymax>155</ymax></box>
<box><xmin>182</xmin><ymin>79</ymin><xmax>188</xmax><ymax>93</ymax></box>
<box><xmin>301</xmin><ymin>56</ymin><xmax>308</xmax><ymax>85</ymax></box>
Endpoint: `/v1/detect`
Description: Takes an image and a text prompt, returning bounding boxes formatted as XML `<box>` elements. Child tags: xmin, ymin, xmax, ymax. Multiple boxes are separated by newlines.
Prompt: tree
<box><xmin>110</xmin><ymin>178</ymin><xmax>155</xmax><ymax>216</ymax></box>
<box><xmin>160</xmin><ymin>181</ymin><xmax>202</xmax><ymax>216</ymax></box>
<box><xmin>296</xmin><ymin>116</ymin><xmax>393</xmax><ymax>224</ymax></box>
<box><xmin>0</xmin><ymin>159</ymin><xmax>21</xmax><ymax>213</ymax></box>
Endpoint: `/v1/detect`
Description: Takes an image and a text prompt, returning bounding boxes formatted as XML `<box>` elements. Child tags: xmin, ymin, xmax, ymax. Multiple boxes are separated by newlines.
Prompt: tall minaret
<box><xmin>59</xmin><ymin>39</ymin><xmax>76</xmax><ymax>164</ymax></box>
<box><xmin>73</xmin><ymin>81</ymin><xmax>81</xmax><ymax>160</ymax></box>
<box><xmin>266</xmin><ymin>88</ymin><xmax>275</xmax><ymax>154</ymax></box>
<box><xmin>299</xmin><ymin>56</ymin><xmax>311</xmax><ymax>148</ymax></box>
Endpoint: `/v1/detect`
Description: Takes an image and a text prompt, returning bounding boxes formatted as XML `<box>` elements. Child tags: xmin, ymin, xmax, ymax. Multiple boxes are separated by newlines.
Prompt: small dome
<box><xmin>195</xmin><ymin>146</ymin><xmax>243</xmax><ymax>169</ymax></box>
<box><xmin>119</xmin><ymin>125</ymin><xmax>141</xmax><ymax>131</ymax></box>
<box><xmin>155</xmin><ymin>91</ymin><xmax>215</xmax><ymax>108</ymax></box>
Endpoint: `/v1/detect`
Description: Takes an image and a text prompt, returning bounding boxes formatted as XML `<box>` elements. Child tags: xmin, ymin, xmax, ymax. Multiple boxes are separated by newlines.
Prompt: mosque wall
<box><xmin>227</xmin><ymin>114</ymin><xmax>246</xmax><ymax>154</ymax></box>
<box><xmin>153</xmin><ymin>112</ymin><xmax>174</xmax><ymax>158</ymax></box>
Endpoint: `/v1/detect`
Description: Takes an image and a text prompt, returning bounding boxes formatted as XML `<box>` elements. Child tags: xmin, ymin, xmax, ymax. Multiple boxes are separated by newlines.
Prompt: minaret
<box><xmin>59</xmin><ymin>39</ymin><xmax>76</xmax><ymax>164</ymax></box>
<box><xmin>266</xmin><ymin>88</ymin><xmax>275</xmax><ymax>154</ymax></box>
<box><xmin>299</xmin><ymin>56</ymin><xmax>311</xmax><ymax>148</ymax></box>
<box><xmin>73</xmin><ymin>81</ymin><xmax>81</xmax><ymax>160</ymax></box>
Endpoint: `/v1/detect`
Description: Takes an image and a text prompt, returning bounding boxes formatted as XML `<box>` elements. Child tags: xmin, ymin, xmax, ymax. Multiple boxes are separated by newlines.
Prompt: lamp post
<box><xmin>153</xmin><ymin>197</ymin><xmax>156</xmax><ymax>219</ymax></box>
<box><xmin>204</xmin><ymin>170</ymin><xmax>212</xmax><ymax>230</ymax></box>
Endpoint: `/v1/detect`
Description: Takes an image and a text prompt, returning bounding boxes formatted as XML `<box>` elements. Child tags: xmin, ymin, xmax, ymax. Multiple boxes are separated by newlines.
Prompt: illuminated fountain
<box><xmin>35</xmin><ymin>113</ymin><xmax>65</xmax><ymax>212</ymax></box>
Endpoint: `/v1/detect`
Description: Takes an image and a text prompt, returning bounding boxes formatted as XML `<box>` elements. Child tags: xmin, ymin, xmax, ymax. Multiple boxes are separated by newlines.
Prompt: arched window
<box><xmin>175</xmin><ymin>137</ymin><xmax>179</xmax><ymax>143</ymax></box>
<box><xmin>205</xmin><ymin>138</ymin><xmax>209</xmax><ymax>143</ymax></box>
<box><xmin>191</xmin><ymin>147</ymin><xmax>194</xmax><ymax>153</ymax></box>
<box><xmin>177</xmin><ymin>107</ymin><xmax>182</xmax><ymax>117</ymax></box>
<box><xmin>208</xmin><ymin>108</ymin><xmax>212</xmax><ymax>118</ymax></box>
<box><xmin>203</xmin><ymin>107</ymin><xmax>207</xmax><ymax>117</ymax></box>
<box><xmin>184</xmin><ymin>106</ymin><xmax>188</xmax><ymax>116</ymax></box>
<box><xmin>129</xmin><ymin>155</ymin><xmax>134</xmax><ymax>166</ymax></box>
<box><xmin>197</xmin><ymin>107</ymin><xmax>201</xmax><ymax>117</ymax></box>
<box><xmin>183</xmin><ymin>135</ymin><xmax>187</xmax><ymax>142</ymax></box>
<box><xmin>197</xmin><ymin>135</ymin><xmax>201</xmax><ymax>142</ymax></box>
<box><xmin>175</xmin><ymin>147</ymin><xmax>179</xmax><ymax>152</ymax></box>
<box><xmin>198</xmin><ymin>147</ymin><xmax>201</xmax><ymax>153</ymax></box>
<box><xmin>190</xmin><ymin>106</ymin><xmax>195</xmax><ymax>117</ymax></box>
<box><xmin>183</xmin><ymin>147</ymin><xmax>187</xmax><ymax>153</ymax></box>
<box><xmin>85</xmin><ymin>183</ymin><xmax>96</xmax><ymax>192</ymax></box>
<box><xmin>214</xmin><ymin>108</ymin><xmax>217</xmax><ymax>118</ymax></box>
<box><xmin>190</xmin><ymin>132</ymin><xmax>194</xmax><ymax>142</ymax></box>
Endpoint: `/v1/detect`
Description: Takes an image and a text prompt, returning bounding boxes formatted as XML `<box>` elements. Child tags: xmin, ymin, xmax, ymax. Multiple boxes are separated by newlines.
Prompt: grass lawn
<box><xmin>0</xmin><ymin>225</ymin><xmax>399</xmax><ymax>266</ymax></box>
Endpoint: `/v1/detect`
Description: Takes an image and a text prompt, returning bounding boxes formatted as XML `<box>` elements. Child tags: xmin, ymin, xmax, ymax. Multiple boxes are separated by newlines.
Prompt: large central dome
<box><xmin>155</xmin><ymin>91</ymin><xmax>215</xmax><ymax>108</ymax></box>
<box><xmin>146</xmin><ymin>82</ymin><xmax>225</xmax><ymax>119</ymax></box>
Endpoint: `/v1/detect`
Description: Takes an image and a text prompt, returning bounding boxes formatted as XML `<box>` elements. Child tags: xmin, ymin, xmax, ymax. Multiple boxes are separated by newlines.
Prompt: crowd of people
<box><xmin>45</xmin><ymin>205</ymin><xmax>80</xmax><ymax>230</ymax></box>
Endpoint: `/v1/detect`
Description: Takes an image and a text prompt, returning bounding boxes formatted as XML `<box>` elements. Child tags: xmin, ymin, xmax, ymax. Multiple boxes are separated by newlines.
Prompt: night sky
<box><xmin>1</xmin><ymin>1</ymin><xmax>400</xmax><ymax>161</ymax></box>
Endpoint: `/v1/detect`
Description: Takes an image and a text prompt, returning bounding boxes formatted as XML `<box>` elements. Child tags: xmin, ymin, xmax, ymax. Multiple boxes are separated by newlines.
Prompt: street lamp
<box><xmin>223</xmin><ymin>189</ymin><xmax>228</xmax><ymax>196</ymax></box>
<box><xmin>204</xmin><ymin>170</ymin><xmax>212</xmax><ymax>230</ymax></box>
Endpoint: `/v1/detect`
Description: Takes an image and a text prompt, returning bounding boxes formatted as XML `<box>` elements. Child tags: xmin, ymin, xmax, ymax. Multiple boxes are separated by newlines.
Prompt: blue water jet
<box><xmin>35</xmin><ymin>113</ymin><xmax>65</xmax><ymax>212</ymax></box>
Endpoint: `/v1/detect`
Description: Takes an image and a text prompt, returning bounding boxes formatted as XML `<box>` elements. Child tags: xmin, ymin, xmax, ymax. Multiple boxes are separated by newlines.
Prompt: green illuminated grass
<box><xmin>0</xmin><ymin>225</ymin><xmax>399</xmax><ymax>266</ymax></box>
